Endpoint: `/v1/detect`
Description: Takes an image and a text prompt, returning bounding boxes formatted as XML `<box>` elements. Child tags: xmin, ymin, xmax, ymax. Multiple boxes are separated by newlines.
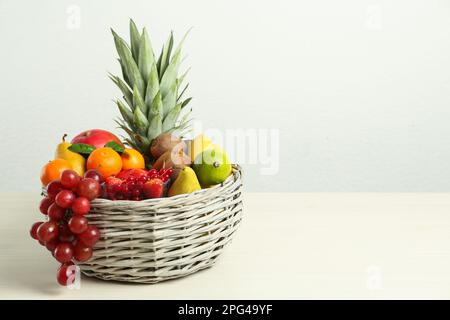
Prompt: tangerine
<box><xmin>86</xmin><ymin>147</ymin><xmax>122</xmax><ymax>178</ymax></box>
<box><xmin>40</xmin><ymin>159</ymin><xmax>73</xmax><ymax>186</ymax></box>
<box><xmin>121</xmin><ymin>149</ymin><xmax>145</xmax><ymax>170</ymax></box>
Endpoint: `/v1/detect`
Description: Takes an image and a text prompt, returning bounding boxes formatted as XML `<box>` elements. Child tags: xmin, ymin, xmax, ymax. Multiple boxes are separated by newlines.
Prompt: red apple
<box><xmin>71</xmin><ymin>129</ymin><xmax>124</xmax><ymax>149</ymax></box>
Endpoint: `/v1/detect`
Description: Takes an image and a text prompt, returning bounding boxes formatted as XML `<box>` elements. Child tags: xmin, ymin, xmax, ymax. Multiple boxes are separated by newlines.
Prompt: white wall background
<box><xmin>1</xmin><ymin>0</ymin><xmax>450</xmax><ymax>192</ymax></box>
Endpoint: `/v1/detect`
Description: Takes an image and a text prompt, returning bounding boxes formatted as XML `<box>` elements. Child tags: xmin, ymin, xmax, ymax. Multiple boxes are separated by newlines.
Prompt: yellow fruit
<box><xmin>168</xmin><ymin>167</ymin><xmax>201</xmax><ymax>196</ymax></box>
<box><xmin>189</xmin><ymin>134</ymin><xmax>212</xmax><ymax>163</ymax></box>
<box><xmin>55</xmin><ymin>134</ymin><xmax>86</xmax><ymax>176</ymax></box>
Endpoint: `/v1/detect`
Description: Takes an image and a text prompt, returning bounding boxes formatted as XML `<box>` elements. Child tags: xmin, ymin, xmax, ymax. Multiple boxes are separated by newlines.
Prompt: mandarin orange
<box><xmin>40</xmin><ymin>159</ymin><xmax>72</xmax><ymax>186</ymax></box>
<box><xmin>121</xmin><ymin>148</ymin><xmax>145</xmax><ymax>170</ymax></box>
<box><xmin>86</xmin><ymin>147</ymin><xmax>122</xmax><ymax>178</ymax></box>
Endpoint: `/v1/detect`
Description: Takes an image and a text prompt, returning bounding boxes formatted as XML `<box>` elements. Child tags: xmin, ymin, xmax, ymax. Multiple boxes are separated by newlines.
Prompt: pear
<box><xmin>55</xmin><ymin>134</ymin><xmax>86</xmax><ymax>176</ymax></box>
<box><xmin>168</xmin><ymin>167</ymin><xmax>201</xmax><ymax>197</ymax></box>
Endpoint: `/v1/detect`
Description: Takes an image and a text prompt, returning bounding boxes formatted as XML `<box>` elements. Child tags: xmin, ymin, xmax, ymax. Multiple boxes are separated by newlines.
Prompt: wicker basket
<box><xmin>76</xmin><ymin>164</ymin><xmax>243</xmax><ymax>283</ymax></box>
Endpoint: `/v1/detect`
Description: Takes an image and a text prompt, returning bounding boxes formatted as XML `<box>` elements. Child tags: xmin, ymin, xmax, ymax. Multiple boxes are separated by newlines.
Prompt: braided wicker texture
<box><xmin>78</xmin><ymin>165</ymin><xmax>243</xmax><ymax>283</ymax></box>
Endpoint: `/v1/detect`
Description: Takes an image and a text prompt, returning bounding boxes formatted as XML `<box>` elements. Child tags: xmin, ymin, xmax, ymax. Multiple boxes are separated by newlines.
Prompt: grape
<box><xmin>47</xmin><ymin>180</ymin><xmax>64</xmax><ymax>200</ymax></box>
<box><xmin>57</xmin><ymin>262</ymin><xmax>75</xmax><ymax>286</ymax></box>
<box><xmin>77</xmin><ymin>178</ymin><xmax>100</xmax><ymax>200</ymax></box>
<box><xmin>54</xmin><ymin>242</ymin><xmax>74</xmax><ymax>263</ymax></box>
<box><xmin>55</xmin><ymin>190</ymin><xmax>76</xmax><ymax>208</ymax></box>
<box><xmin>68</xmin><ymin>216</ymin><xmax>88</xmax><ymax>234</ymax></box>
<box><xmin>71</xmin><ymin>197</ymin><xmax>90</xmax><ymax>215</ymax></box>
<box><xmin>84</xmin><ymin>169</ymin><xmax>104</xmax><ymax>184</ymax></box>
<box><xmin>45</xmin><ymin>239</ymin><xmax>59</xmax><ymax>252</ymax></box>
<box><xmin>30</xmin><ymin>222</ymin><xmax>43</xmax><ymax>240</ymax></box>
<box><xmin>78</xmin><ymin>225</ymin><xmax>100</xmax><ymax>247</ymax></box>
<box><xmin>39</xmin><ymin>197</ymin><xmax>53</xmax><ymax>215</ymax></box>
<box><xmin>60</xmin><ymin>170</ymin><xmax>81</xmax><ymax>189</ymax></box>
<box><xmin>73</xmin><ymin>240</ymin><xmax>93</xmax><ymax>262</ymax></box>
<box><xmin>47</xmin><ymin>203</ymin><xmax>66</xmax><ymax>221</ymax></box>
<box><xmin>59</xmin><ymin>223</ymin><xmax>75</xmax><ymax>242</ymax></box>
<box><xmin>37</xmin><ymin>221</ymin><xmax>59</xmax><ymax>242</ymax></box>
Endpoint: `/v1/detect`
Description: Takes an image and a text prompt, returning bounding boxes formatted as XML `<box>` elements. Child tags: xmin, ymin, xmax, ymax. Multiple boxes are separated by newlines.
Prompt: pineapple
<box><xmin>109</xmin><ymin>19</ymin><xmax>192</xmax><ymax>159</ymax></box>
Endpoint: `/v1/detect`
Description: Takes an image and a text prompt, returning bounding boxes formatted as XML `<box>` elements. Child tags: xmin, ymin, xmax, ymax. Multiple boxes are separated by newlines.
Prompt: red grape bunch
<box><xmin>29</xmin><ymin>169</ymin><xmax>103</xmax><ymax>286</ymax></box>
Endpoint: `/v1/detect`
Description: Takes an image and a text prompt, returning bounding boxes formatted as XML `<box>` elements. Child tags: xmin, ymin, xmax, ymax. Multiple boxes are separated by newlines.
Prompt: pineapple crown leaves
<box><xmin>110</xmin><ymin>19</ymin><xmax>193</xmax><ymax>155</ymax></box>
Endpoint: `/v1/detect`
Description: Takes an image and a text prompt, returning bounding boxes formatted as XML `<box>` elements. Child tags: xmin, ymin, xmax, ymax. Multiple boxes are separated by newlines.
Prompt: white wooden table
<box><xmin>1</xmin><ymin>193</ymin><xmax>449</xmax><ymax>299</ymax></box>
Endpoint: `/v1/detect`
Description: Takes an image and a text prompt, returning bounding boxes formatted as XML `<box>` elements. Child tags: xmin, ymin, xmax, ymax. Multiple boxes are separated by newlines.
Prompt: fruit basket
<box><xmin>30</xmin><ymin>20</ymin><xmax>243</xmax><ymax>286</ymax></box>
<box><xmin>78</xmin><ymin>165</ymin><xmax>242</xmax><ymax>283</ymax></box>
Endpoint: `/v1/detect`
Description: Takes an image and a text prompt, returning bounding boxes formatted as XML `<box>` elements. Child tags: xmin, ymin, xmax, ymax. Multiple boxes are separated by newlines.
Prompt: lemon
<box><xmin>190</xmin><ymin>134</ymin><xmax>212</xmax><ymax>163</ymax></box>
<box><xmin>192</xmin><ymin>146</ymin><xmax>232</xmax><ymax>187</ymax></box>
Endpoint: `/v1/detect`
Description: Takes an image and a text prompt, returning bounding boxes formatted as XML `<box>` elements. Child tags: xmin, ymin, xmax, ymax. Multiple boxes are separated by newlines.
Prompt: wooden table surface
<box><xmin>1</xmin><ymin>193</ymin><xmax>449</xmax><ymax>299</ymax></box>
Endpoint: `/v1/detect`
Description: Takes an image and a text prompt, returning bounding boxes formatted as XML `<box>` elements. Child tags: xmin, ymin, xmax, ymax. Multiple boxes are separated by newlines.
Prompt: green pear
<box><xmin>168</xmin><ymin>167</ymin><xmax>202</xmax><ymax>196</ymax></box>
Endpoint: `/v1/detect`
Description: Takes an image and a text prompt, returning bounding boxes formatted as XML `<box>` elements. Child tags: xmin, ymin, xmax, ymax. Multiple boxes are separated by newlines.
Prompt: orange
<box><xmin>121</xmin><ymin>148</ymin><xmax>145</xmax><ymax>170</ymax></box>
<box><xmin>86</xmin><ymin>147</ymin><xmax>122</xmax><ymax>178</ymax></box>
<box><xmin>40</xmin><ymin>159</ymin><xmax>72</xmax><ymax>186</ymax></box>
